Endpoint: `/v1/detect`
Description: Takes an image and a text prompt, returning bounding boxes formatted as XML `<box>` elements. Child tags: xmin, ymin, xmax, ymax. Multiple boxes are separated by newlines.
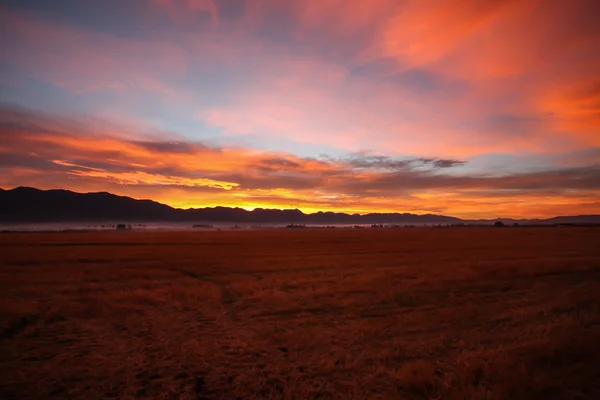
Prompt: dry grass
<box><xmin>1</xmin><ymin>227</ymin><xmax>599</xmax><ymax>399</ymax></box>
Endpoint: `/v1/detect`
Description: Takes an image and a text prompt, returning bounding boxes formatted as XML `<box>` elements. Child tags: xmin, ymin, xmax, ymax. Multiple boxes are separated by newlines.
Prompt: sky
<box><xmin>0</xmin><ymin>0</ymin><xmax>599</xmax><ymax>218</ymax></box>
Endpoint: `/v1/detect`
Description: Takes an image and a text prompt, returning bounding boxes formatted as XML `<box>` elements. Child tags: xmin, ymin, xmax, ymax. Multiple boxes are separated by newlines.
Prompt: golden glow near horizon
<box><xmin>1</xmin><ymin>1</ymin><xmax>599</xmax><ymax>219</ymax></box>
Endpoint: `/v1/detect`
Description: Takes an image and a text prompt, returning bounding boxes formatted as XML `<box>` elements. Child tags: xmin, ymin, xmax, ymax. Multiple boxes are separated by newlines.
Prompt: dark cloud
<box><xmin>416</xmin><ymin>158</ymin><xmax>467</xmax><ymax>168</ymax></box>
<box><xmin>332</xmin><ymin>166</ymin><xmax>600</xmax><ymax>195</ymax></box>
<box><xmin>259</xmin><ymin>157</ymin><xmax>302</xmax><ymax>169</ymax></box>
<box><xmin>0</xmin><ymin>105</ymin><xmax>68</xmax><ymax>137</ymax></box>
<box><xmin>132</xmin><ymin>140</ymin><xmax>215</xmax><ymax>155</ymax></box>
<box><xmin>339</xmin><ymin>154</ymin><xmax>467</xmax><ymax>171</ymax></box>
<box><xmin>0</xmin><ymin>152</ymin><xmax>65</xmax><ymax>171</ymax></box>
<box><xmin>345</xmin><ymin>154</ymin><xmax>412</xmax><ymax>170</ymax></box>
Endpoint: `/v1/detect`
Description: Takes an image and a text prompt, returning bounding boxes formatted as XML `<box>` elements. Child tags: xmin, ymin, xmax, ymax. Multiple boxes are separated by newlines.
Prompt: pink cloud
<box><xmin>0</xmin><ymin>8</ymin><xmax>189</xmax><ymax>97</ymax></box>
<box><xmin>153</xmin><ymin>0</ymin><xmax>218</xmax><ymax>27</ymax></box>
<box><xmin>1</xmin><ymin>0</ymin><xmax>599</xmax><ymax>176</ymax></box>
<box><xmin>187</xmin><ymin>0</ymin><xmax>599</xmax><ymax>157</ymax></box>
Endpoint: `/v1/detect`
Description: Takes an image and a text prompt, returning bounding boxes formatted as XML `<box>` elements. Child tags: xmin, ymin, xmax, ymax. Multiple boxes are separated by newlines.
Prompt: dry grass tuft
<box><xmin>394</xmin><ymin>359</ymin><xmax>438</xmax><ymax>396</ymax></box>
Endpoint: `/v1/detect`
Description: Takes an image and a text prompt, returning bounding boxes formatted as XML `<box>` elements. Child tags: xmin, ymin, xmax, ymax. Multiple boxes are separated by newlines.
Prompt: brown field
<box><xmin>1</xmin><ymin>228</ymin><xmax>599</xmax><ymax>400</ymax></box>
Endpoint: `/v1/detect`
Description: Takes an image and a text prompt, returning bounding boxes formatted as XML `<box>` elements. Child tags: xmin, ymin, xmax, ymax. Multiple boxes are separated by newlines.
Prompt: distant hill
<box><xmin>1</xmin><ymin>187</ymin><xmax>599</xmax><ymax>225</ymax></box>
<box><xmin>0</xmin><ymin>187</ymin><xmax>177</xmax><ymax>222</ymax></box>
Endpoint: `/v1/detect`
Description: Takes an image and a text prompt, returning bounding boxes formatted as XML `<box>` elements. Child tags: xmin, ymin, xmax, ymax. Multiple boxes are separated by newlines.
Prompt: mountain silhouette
<box><xmin>1</xmin><ymin>187</ymin><xmax>599</xmax><ymax>225</ymax></box>
<box><xmin>0</xmin><ymin>187</ymin><xmax>175</xmax><ymax>222</ymax></box>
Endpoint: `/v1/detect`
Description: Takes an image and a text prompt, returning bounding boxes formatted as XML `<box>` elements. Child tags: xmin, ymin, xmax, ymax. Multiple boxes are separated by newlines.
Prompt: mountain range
<box><xmin>1</xmin><ymin>187</ymin><xmax>599</xmax><ymax>225</ymax></box>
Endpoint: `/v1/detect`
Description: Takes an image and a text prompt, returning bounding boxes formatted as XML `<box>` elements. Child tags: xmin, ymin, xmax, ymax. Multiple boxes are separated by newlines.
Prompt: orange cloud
<box><xmin>355</xmin><ymin>0</ymin><xmax>600</xmax><ymax>81</ymax></box>
<box><xmin>183</xmin><ymin>0</ymin><xmax>598</xmax><ymax>157</ymax></box>
<box><xmin>539</xmin><ymin>79</ymin><xmax>600</xmax><ymax>146</ymax></box>
<box><xmin>368</xmin><ymin>0</ymin><xmax>517</xmax><ymax>73</ymax></box>
<box><xmin>1</xmin><ymin>107</ymin><xmax>600</xmax><ymax>218</ymax></box>
<box><xmin>51</xmin><ymin>160</ymin><xmax>238</xmax><ymax>190</ymax></box>
<box><xmin>233</xmin><ymin>0</ymin><xmax>600</xmax><ymax>155</ymax></box>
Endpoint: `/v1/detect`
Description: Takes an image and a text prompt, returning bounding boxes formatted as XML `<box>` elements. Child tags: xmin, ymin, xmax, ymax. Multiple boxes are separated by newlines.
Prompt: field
<box><xmin>1</xmin><ymin>228</ymin><xmax>599</xmax><ymax>400</ymax></box>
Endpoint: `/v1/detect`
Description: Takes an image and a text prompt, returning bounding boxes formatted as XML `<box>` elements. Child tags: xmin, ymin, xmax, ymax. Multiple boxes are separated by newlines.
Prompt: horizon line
<box><xmin>3</xmin><ymin>186</ymin><xmax>599</xmax><ymax>222</ymax></box>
